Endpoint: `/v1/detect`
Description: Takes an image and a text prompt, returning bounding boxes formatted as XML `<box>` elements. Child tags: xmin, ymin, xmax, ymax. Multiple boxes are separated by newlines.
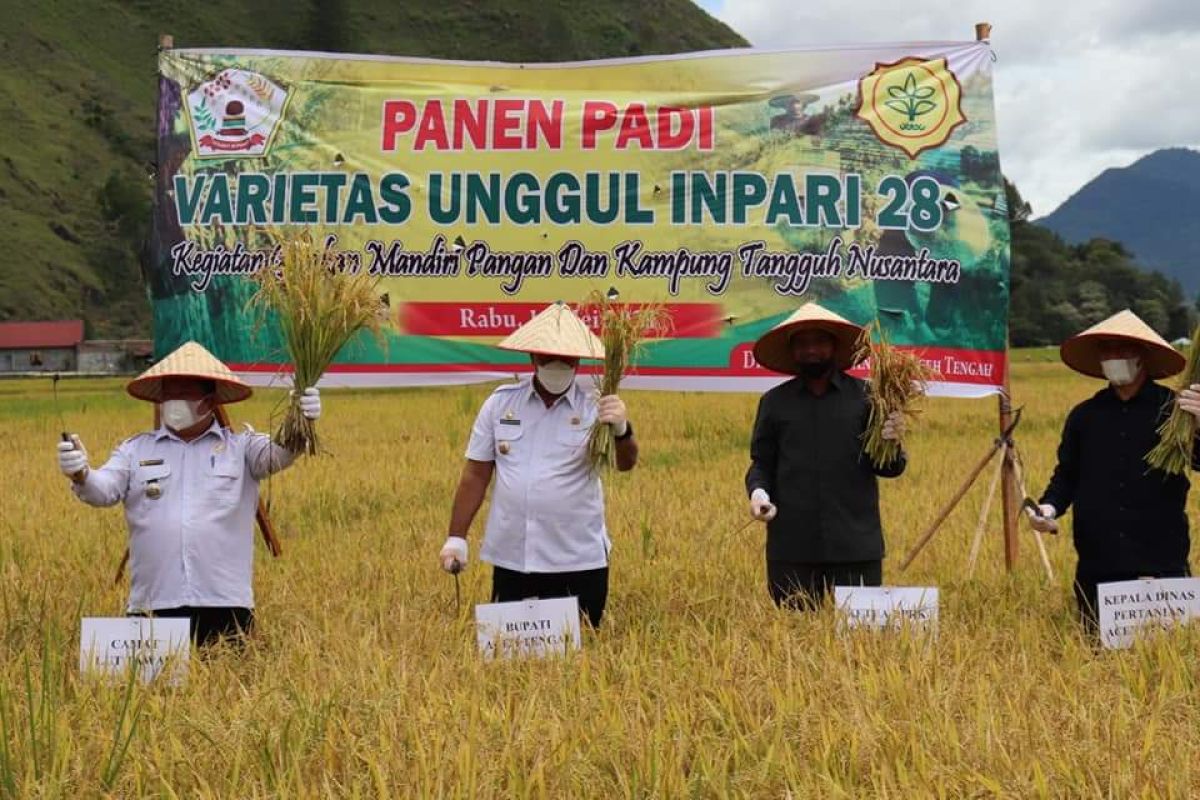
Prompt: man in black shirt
<box><xmin>745</xmin><ymin>303</ymin><xmax>907</xmax><ymax>609</ymax></box>
<box><xmin>1028</xmin><ymin>310</ymin><xmax>1199</xmax><ymax>630</ymax></box>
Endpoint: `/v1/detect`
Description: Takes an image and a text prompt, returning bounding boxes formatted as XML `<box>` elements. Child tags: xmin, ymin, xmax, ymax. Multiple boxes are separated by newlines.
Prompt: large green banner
<box><xmin>153</xmin><ymin>41</ymin><xmax>1009</xmax><ymax>395</ymax></box>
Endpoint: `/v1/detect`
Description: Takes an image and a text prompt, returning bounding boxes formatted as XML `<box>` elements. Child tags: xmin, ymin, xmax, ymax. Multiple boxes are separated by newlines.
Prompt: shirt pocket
<box><xmin>493</xmin><ymin>421</ymin><xmax>525</xmax><ymax>460</ymax></box>
<box><xmin>207</xmin><ymin>453</ymin><xmax>244</xmax><ymax>504</ymax></box>
<box><xmin>132</xmin><ymin>463</ymin><xmax>171</xmax><ymax>500</ymax></box>
<box><xmin>555</xmin><ymin>419</ymin><xmax>593</xmax><ymax>461</ymax></box>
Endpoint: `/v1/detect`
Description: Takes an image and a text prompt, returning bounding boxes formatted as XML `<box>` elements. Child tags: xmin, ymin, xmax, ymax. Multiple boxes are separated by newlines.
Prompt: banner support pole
<box><xmin>999</xmin><ymin>381</ymin><xmax>1020</xmax><ymax>570</ymax></box>
<box><xmin>974</xmin><ymin>19</ymin><xmax>1020</xmax><ymax>571</ymax></box>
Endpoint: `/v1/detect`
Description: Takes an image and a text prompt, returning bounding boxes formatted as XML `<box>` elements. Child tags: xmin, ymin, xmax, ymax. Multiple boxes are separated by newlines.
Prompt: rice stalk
<box><xmin>1145</xmin><ymin>326</ymin><xmax>1200</xmax><ymax>476</ymax></box>
<box><xmin>7</xmin><ymin>368</ymin><xmax>1200</xmax><ymax>795</ymax></box>
<box><xmin>250</xmin><ymin>229</ymin><xmax>387</xmax><ymax>455</ymax></box>
<box><xmin>857</xmin><ymin>320</ymin><xmax>932</xmax><ymax>469</ymax></box>
<box><xmin>585</xmin><ymin>291</ymin><xmax>669</xmax><ymax>471</ymax></box>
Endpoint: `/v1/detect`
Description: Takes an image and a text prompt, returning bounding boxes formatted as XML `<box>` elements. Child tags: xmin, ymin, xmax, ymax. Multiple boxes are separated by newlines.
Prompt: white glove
<box><xmin>750</xmin><ymin>488</ymin><xmax>777</xmax><ymax>522</ymax></box>
<box><xmin>1025</xmin><ymin>503</ymin><xmax>1059</xmax><ymax>534</ymax></box>
<box><xmin>293</xmin><ymin>387</ymin><xmax>321</xmax><ymax>421</ymax></box>
<box><xmin>597</xmin><ymin>394</ymin><xmax>628</xmax><ymax>437</ymax></box>
<box><xmin>881</xmin><ymin>410</ymin><xmax>906</xmax><ymax>442</ymax></box>
<box><xmin>440</xmin><ymin>536</ymin><xmax>468</xmax><ymax>573</ymax></box>
<box><xmin>1178</xmin><ymin>384</ymin><xmax>1200</xmax><ymax>421</ymax></box>
<box><xmin>57</xmin><ymin>435</ymin><xmax>88</xmax><ymax>479</ymax></box>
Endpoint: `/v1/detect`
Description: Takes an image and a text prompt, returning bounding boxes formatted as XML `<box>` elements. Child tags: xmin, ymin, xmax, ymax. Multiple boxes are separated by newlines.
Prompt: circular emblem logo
<box><xmin>187</xmin><ymin>69</ymin><xmax>289</xmax><ymax>160</ymax></box>
<box><xmin>856</xmin><ymin>57</ymin><xmax>966</xmax><ymax>158</ymax></box>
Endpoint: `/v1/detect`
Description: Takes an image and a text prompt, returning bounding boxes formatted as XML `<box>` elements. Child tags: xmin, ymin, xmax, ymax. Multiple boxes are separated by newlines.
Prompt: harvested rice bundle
<box><xmin>857</xmin><ymin>320</ymin><xmax>932</xmax><ymax>468</ymax></box>
<box><xmin>251</xmin><ymin>230</ymin><xmax>386</xmax><ymax>455</ymax></box>
<box><xmin>1146</xmin><ymin>326</ymin><xmax>1200</xmax><ymax>475</ymax></box>
<box><xmin>586</xmin><ymin>290</ymin><xmax>669</xmax><ymax>471</ymax></box>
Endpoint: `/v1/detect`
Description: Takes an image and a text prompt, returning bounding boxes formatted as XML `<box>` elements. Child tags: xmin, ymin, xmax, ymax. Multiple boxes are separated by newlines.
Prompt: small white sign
<box><xmin>834</xmin><ymin>586</ymin><xmax>939</xmax><ymax>633</ymax></box>
<box><xmin>1097</xmin><ymin>578</ymin><xmax>1200</xmax><ymax>650</ymax></box>
<box><xmin>80</xmin><ymin>618</ymin><xmax>191</xmax><ymax>683</ymax></box>
<box><xmin>475</xmin><ymin>597</ymin><xmax>582</xmax><ymax>660</ymax></box>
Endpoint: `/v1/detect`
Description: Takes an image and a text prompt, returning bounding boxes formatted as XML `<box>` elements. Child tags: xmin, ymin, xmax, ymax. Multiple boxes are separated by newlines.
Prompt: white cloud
<box><xmin>701</xmin><ymin>0</ymin><xmax>1200</xmax><ymax>216</ymax></box>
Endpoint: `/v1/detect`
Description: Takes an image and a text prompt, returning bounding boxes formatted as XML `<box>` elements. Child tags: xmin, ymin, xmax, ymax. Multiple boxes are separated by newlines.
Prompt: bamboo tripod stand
<box><xmin>897</xmin><ymin>400</ymin><xmax>1054</xmax><ymax>581</ymax></box>
<box><xmin>895</xmin><ymin>22</ymin><xmax>1054</xmax><ymax>581</ymax></box>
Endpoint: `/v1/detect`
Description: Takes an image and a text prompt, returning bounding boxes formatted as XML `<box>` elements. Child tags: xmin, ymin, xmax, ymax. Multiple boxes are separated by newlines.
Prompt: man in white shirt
<box><xmin>56</xmin><ymin>341</ymin><xmax>321</xmax><ymax>646</ymax></box>
<box><xmin>438</xmin><ymin>302</ymin><xmax>638</xmax><ymax>627</ymax></box>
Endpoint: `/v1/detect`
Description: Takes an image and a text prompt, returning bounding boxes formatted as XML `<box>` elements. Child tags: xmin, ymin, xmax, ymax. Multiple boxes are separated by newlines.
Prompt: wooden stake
<box><xmin>1008</xmin><ymin>441</ymin><xmax>1055</xmax><ymax>583</ymax></box>
<box><xmin>899</xmin><ymin>440</ymin><xmax>1003</xmax><ymax>572</ymax></box>
<box><xmin>1031</xmin><ymin>528</ymin><xmax>1054</xmax><ymax>582</ymax></box>
<box><xmin>214</xmin><ymin>404</ymin><xmax>283</xmax><ymax>557</ymax></box>
<box><xmin>981</xmin><ymin>15</ymin><xmax>1016</xmax><ymax>572</ymax></box>
<box><xmin>999</xmin><ymin>388</ymin><xmax>1020</xmax><ymax>570</ymax></box>
<box><xmin>967</xmin><ymin>444</ymin><xmax>1006</xmax><ymax>576</ymax></box>
<box><xmin>112</xmin><ymin>550</ymin><xmax>130</xmax><ymax>588</ymax></box>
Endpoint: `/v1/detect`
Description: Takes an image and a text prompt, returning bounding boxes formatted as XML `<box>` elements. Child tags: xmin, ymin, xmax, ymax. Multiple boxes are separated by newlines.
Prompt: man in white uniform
<box><xmin>438</xmin><ymin>302</ymin><xmax>638</xmax><ymax>627</ymax></box>
<box><xmin>56</xmin><ymin>341</ymin><xmax>322</xmax><ymax>646</ymax></box>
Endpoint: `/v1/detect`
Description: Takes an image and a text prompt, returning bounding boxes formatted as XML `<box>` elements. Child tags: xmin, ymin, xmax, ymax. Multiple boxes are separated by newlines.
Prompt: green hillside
<box><xmin>1040</xmin><ymin>148</ymin><xmax>1200</xmax><ymax>295</ymax></box>
<box><xmin>0</xmin><ymin>0</ymin><xmax>746</xmax><ymax>337</ymax></box>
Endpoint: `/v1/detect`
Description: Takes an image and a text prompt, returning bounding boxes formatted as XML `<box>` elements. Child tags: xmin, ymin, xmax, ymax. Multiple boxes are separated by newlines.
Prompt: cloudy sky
<box><xmin>694</xmin><ymin>0</ymin><xmax>1200</xmax><ymax>218</ymax></box>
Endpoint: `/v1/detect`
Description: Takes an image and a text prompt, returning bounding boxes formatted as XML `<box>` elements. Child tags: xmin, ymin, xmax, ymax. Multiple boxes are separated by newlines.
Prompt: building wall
<box><xmin>0</xmin><ymin>347</ymin><xmax>76</xmax><ymax>372</ymax></box>
<box><xmin>78</xmin><ymin>347</ymin><xmax>127</xmax><ymax>373</ymax></box>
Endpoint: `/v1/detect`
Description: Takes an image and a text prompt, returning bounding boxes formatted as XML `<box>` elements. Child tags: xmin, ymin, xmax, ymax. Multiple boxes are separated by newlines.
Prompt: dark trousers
<box><xmin>767</xmin><ymin>559</ymin><xmax>883</xmax><ymax>610</ymax></box>
<box><xmin>492</xmin><ymin>566</ymin><xmax>609</xmax><ymax>628</ymax></box>
<box><xmin>129</xmin><ymin>606</ymin><xmax>255</xmax><ymax>647</ymax></box>
<box><xmin>1074</xmin><ymin>566</ymin><xmax>1192</xmax><ymax>634</ymax></box>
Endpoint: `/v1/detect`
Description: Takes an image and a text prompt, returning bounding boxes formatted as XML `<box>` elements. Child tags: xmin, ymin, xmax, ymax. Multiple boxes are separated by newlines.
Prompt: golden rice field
<box><xmin>2</xmin><ymin>356</ymin><xmax>1199</xmax><ymax>798</ymax></box>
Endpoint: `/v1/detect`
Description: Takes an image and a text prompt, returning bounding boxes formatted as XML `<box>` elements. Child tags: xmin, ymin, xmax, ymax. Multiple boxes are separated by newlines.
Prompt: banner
<box><xmin>153</xmin><ymin>42</ymin><xmax>1009</xmax><ymax>396</ymax></box>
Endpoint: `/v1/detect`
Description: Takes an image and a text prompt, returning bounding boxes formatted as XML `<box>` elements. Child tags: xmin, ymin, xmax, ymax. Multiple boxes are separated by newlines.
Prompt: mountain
<box><xmin>0</xmin><ymin>0</ymin><xmax>746</xmax><ymax>337</ymax></box>
<box><xmin>1039</xmin><ymin>148</ymin><xmax>1200</xmax><ymax>295</ymax></box>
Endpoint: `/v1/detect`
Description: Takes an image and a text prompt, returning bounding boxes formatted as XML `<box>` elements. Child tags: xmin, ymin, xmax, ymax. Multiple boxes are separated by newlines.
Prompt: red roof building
<box><xmin>0</xmin><ymin>320</ymin><xmax>85</xmax><ymax>372</ymax></box>
<box><xmin>0</xmin><ymin>320</ymin><xmax>85</xmax><ymax>349</ymax></box>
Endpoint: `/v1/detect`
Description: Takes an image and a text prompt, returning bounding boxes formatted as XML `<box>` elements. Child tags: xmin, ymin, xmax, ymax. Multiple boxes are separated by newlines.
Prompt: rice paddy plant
<box><xmin>3</xmin><ymin>361</ymin><xmax>1200</xmax><ymax>796</ymax></box>
<box><xmin>1146</xmin><ymin>327</ymin><xmax>1200</xmax><ymax>475</ymax></box>
<box><xmin>857</xmin><ymin>319</ymin><xmax>934</xmax><ymax>469</ymax></box>
<box><xmin>584</xmin><ymin>290</ymin><xmax>669</xmax><ymax>471</ymax></box>
<box><xmin>250</xmin><ymin>229</ymin><xmax>387</xmax><ymax>455</ymax></box>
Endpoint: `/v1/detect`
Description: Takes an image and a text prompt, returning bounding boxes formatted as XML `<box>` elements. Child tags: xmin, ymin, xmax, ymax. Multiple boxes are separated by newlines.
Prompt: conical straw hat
<box><xmin>496</xmin><ymin>301</ymin><xmax>605</xmax><ymax>360</ymax></box>
<box><xmin>752</xmin><ymin>302</ymin><xmax>866</xmax><ymax>374</ymax></box>
<box><xmin>126</xmin><ymin>341</ymin><xmax>253</xmax><ymax>404</ymax></box>
<box><xmin>1060</xmin><ymin>309</ymin><xmax>1184</xmax><ymax>379</ymax></box>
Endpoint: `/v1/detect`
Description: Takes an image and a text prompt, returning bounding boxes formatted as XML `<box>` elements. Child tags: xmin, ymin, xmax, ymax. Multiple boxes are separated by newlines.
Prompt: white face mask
<box><xmin>160</xmin><ymin>398</ymin><xmax>208</xmax><ymax>430</ymax></box>
<box><xmin>535</xmin><ymin>361</ymin><xmax>576</xmax><ymax>395</ymax></box>
<box><xmin>1100</xmin><ymin>357</ymin><xmax>1140</xmax><ymax>386</ymax></box>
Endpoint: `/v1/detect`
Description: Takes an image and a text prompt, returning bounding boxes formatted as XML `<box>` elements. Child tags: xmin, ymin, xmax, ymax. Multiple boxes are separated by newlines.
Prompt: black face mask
<box><xmin>799</xmin><ymin>359</ymin><xmax>834</xmax><ymax>380</ymax></box>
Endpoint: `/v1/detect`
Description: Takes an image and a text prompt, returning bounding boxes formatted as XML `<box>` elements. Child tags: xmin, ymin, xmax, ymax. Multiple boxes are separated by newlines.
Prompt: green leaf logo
<box><xmin>882</xmin><ymin>72</ymin><xmax>938</xmax><ymax>122</ymax></box>
<box><xmin>192</xmin><ymin>102</ymin><xmax>217</xmax><ymax>133</ymax></box>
